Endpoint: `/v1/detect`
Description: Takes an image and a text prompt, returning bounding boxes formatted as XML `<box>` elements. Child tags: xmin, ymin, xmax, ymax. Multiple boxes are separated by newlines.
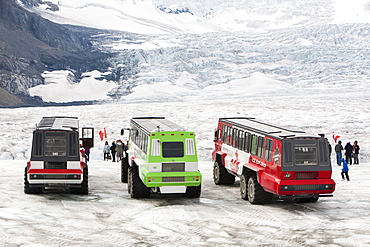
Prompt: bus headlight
<box><xmin>281</xmin><ymin>185</ymin><xmax>289</xmax><ymax>191</ymax></box>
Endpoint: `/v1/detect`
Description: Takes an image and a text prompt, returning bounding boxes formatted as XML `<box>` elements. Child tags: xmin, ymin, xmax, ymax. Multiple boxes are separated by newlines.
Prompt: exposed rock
<box><xmin>0</xmin><ymin>0</ymin><xmax>112</xmax><ymax>107</ymax></box>
<box><xmin>0</xmin><ymin>88</ymin><xmax>22</xmax><ymax>107</ymax></box>
<box><xmin>44</xmin><ymin>1</ymin><xmax>59</xmax><ymax>11</ymax></box>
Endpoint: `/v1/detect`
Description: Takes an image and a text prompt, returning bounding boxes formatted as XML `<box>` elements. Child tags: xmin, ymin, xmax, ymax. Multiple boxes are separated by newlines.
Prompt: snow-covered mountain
<box><xmin>20</xmin><ymin>0</ymin><xmax>370</xmax><ymax>34</ymax></box>
<box><xmin>15</xmin><ymin>0</ymin><xmax>370</xmax><ymax>103</ymax></box>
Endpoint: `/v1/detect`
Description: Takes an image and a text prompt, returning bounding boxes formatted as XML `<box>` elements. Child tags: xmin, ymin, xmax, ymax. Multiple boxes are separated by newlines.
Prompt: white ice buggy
<box><xmin>24</xmin><ymin>117</ymin><xmax>93</xmax><ymax>194</ymax></box>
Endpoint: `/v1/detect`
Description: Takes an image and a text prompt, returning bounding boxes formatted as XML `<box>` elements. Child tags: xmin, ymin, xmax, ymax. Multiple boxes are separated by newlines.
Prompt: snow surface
<box><xmin>1</xmin><ymin>84</ymin><xmax>370</xmax><ymax>245</ymax></box>
<box><xmin>0</xmin><ymin>159</ymin><xmax>370</xmax><ymax>246</ymax></box>
<box><xmin>332</xmin><ymin>0</ymin><xmax>370</xmax><ymax>24</ymax></box>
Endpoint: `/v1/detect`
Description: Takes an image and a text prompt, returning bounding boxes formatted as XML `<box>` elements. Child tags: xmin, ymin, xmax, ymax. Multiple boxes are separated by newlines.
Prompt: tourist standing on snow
<box><xmin>344</xmin><ymin>142</ymin><xmax>353</xmax><ymax>165</ymax></box>
<box><xmin>110</xmin><ymin>141</ymin><xmax>116</xmax><ymax>162</ymax></box>
<box><xmin>103</xmin><ymin>141</ymin><xmax>110</xmax><ymax>161</ymax></box>
<box><xmin>353</xmin><ymin>141</ymin><xmax>360</xmax><ymax>165</ymax></box>
<box><xmin>334</xmin><ymin>141</ymin><xmax>343</xmax><ymax>166</ymax></box>
<box><xmin>84</xmin><ymin>147</ymin><xmax>90</xmax><ymax>162</ymax></box>
<box><xmin>116</xmin><ymin>140</ymin><xmax>124</xmax><ymax>162</ymax></box>
<box><xmin>340</xmin><ymin>158</ymin><xmax>350</xmax><ymax>181</ymax></box>
<box><xmin>124</xmin><ymin>140</ymin><xmax>128</xmax><ymax>158</ymax></box>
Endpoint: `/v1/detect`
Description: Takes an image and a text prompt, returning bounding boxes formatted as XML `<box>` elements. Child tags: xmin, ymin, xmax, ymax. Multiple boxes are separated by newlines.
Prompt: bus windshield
<box><xmin>294</xmin><ymin>146</ymin><xmax>317</xmax><ymax>165</ymax></box>
<box><xmin>44</xmin><ymin>132</ymin><xmax>67</xmax><ymax>156</ymax></box>
<box><xmin>283</xmin><ymin>139</ymin><xmax>321</xmax><ymax>167</ymax></box>
<box><xmin>162</xmin><ymin>142</ymin><xmax>184</xmax><ymax>158</ymax></box>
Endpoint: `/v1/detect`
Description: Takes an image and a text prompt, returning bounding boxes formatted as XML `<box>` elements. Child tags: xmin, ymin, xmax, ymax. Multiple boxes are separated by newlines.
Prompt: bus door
<box><xmin>81</xmin><ymin>127</ymin><xmax>94</xmax><ymax>148</ymax></box>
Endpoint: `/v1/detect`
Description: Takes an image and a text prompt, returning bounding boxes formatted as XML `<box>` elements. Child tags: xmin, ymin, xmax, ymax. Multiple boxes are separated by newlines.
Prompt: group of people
<box><xmin>334</xmin><ymin>140</ymin><xmax>361</xmax><ymax>181</ymax></box>
<box><xmin>103</xmin><ymin>140</ymin><xmax>128</xmax><ymax>162</ymax></box>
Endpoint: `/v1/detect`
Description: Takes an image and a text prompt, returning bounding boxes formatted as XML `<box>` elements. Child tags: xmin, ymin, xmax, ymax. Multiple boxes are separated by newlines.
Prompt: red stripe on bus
<box><xmin>28</xmin><ymin>169</ymin><xmax>83</xmax><ymax>174</ymax></box>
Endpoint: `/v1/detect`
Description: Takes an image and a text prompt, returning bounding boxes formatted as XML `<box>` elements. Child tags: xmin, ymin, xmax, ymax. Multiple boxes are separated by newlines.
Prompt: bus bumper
<box><xmin>27</xmin><ymin>169</ymin><xmax>83</xmax><ymax>185</ymax></box>
<box><xmin>142</xmin><ymin>171</ymin><xmax>202</xmax><ymax>188</ymax></box>
<box><xmin>275</xmin><ymin>179</ymin><xmax>336</xmax><ymax>196</ymax></box>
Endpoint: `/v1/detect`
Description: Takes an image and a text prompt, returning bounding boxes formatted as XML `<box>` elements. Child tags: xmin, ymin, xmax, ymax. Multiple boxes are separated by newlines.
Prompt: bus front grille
<box><xmin>162</xmin><ymin>177</ymin><xmax>185</xmax><ymax>182</ymax></box>
<box><xmin>294</xmin><ymin>184</ymin><xmax>319</xmax><ymax>191</ymax></box>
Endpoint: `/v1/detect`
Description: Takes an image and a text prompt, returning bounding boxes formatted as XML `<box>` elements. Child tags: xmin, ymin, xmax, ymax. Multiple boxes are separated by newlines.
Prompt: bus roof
<box><xmin>219</xmin><ymin>117</ymin><xmax>311</xmax><ymax>139</ymax></box>
<box><xmin>131</xmin><ymin>117</ymin><xmax>187</xmax><ymax>133</ymax></box>
<box><xmin>36</xmin><ymin>116</ymin><xmax>79</xmax><ymax>131</ymax></box>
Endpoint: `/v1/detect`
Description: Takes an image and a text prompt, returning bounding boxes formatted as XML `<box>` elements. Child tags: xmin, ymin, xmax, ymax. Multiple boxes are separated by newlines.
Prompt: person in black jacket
<box><xmin>353</xmin><ymin>141</ymin><xmax>360</xmax><ymax>165</ymax></box>
<box><xmin>110</xmin><ymin>141</ymin><xmax>116</xmax><ymax>162</ymax></box>
<box><xmin>334</xmin><ymin>141</ymin><xmax>343</xmax><ymax>166</ymax></box>
<box><xmin>344</xmin><ymin>142</ymin><xmax>353</xmax><ymax>165</ymax></box>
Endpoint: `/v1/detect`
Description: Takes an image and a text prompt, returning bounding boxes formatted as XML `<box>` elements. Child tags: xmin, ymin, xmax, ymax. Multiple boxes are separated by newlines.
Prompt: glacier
<box><xmin>18</xmin><ymin>0</ymin><xmax>370</xmax><ymax>103</ymax></box>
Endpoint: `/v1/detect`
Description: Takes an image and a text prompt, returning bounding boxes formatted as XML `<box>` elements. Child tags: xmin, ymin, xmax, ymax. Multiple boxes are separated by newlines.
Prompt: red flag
<box><xmin>104</xmin><ymin>128</ymin><xmax>107</xmax><ymax>138</ymax></box>
<box><xmin>99</xmin><ymin>130</ymin><xmax>104</xmax><ymax>141</ymax></box>
<box><xmin>332</xmin><ymin>132</ymin><xmax>340</xmax><ymax>143</ymax></box>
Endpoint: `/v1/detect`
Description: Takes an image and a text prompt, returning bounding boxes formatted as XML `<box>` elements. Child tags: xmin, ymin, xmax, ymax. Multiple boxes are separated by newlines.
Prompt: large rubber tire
<box><xmin>247</xmin><ymin>174</ymin><xmax>273</xmax><ymax>204</ymax></box>
<box><xmin>184</xmin><ymin>185</ymin><xmax>201</xmax><ymax>198</ymax></box>
<box><xmin>128</xmin><ymin>166</ymin><xmax>150</xmax><ymax>198</ymax></box>
<box><xmin>213</xmin><ymin>161</ymin><xmax>235</xmax><ymax>185</ymax></box>
<box><xmin>71</xmin><ymin>166</ymin><xmax>88</xmax><ymax>195</ymax></box>
<box><xmin>240</xmin><ymin>174</ymin><xmax>249</xmax><ymax>200</ymax></box>
<box><xmin>24</xmin><ymin>167</ymin><xmax>43</xmax><ymax>194</ymax></box>
<box><xmin>121</xmin><ymin>157</ymin><xmax>129</xmax><ymax>183</ymax></box>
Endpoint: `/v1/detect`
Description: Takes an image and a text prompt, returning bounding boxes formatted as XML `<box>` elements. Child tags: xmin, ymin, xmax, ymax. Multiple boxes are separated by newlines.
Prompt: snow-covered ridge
<box><xmin>21</xmin><ymin>0</ymin><xmax>370</xmax><ymax>34</ymax></box>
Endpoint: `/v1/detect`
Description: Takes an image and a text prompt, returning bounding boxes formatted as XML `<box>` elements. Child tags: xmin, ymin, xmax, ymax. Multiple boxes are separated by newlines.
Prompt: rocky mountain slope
<box><xmin>0</xmin><ymin>0</ymin><xmax>110</xmax><ymax>107</ymax></box>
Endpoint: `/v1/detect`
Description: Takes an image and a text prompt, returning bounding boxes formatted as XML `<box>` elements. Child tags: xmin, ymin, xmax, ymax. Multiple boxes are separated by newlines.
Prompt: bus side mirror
<box><xmin>121</xmin><ymin>128</ymin><xmax>130</xmax><ymax>136</ymax></box>
<box><xmin>214</xmin><ymin>129</ymin><xmax>219</xmax><ymax>141</ymax></box>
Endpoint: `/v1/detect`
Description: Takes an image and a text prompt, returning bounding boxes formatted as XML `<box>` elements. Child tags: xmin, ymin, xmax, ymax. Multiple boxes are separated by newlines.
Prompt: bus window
<box><xmin>238</xmin><ymin>130</ymin><xmax>244</xmax><ymax>151</ymax></box>
<box><xmin>44</xmin><ymin>132</ymin><xmax>67</xmax><ymax>156</ymax></box>
<box><xmin>222</xmin><ymin>125</ymin><xmax>227</xmax><ymax>143</ymax></box>
<box><xmin>294</xmin><ymin>139</ymin><xmax>317</xmax><ymax>166</ymax></box>
<box><xmin>318</xmin><ymin>140</ymin><xmax>330</xmax><ymax>165</ymax></box>
<box><xmin>244</xmin><ymin>132</ymin><xmax>251</xmax><ymax>153</ymax></box>
<box><xmin>68</xmin><ymin>132</ymin><xmax>78</xmax><ymax>157</ymax></box>
<box><xmin>257</xmin><ymin>136</ymin><xmax>264</xmax><ymax>158</ymax></box>
<box><xmin>143</xmin><ymin>134</ymin><xmax>148</xmax><ymax>154</ymax></box>
<box><xmin>265</xmin><ymin>139</ymin><xmax>273</xmax><ymax>161</ymax></box>
<box><xmin>251</xmin><ymin>135</ymin><xmax>258</xmax><ymax>155</ymax></box>
<box><xmin>294</xmin><ymin>146</ymin><xmax>317</xmax><ymax>165</ymax></box>
<box><xmin>32</xmin><ymin>132</ymin><xmax>43</xmax><ymax>157</ymax></box>
<box><xmin>232</xmin><ymin>128</ymin><xmax>238</xmax><ymax>147</ymax></box>
<box><xmin>152</xmin><ymin>139</ymin><xmax>160</xmax><ymax>156</ymax></box>
<box><xmin>139</xmin><ymin>131</ymin><xmax>144</xmax><ymax>151</ymax></box>
<box><xmin>137</xmin><ymin>130</ymin><xmax>142</xmax><ymax>150</ymax></box>
<box><xmin>162</xmin><ymin>142</ymin><xmax>184</xmax><ymax>158</ymax></box>
<box><xmin>226</xmin><ymin>126</ymin><xmax>232</xmax><ymax>145</ymax></box>
<box><xmin>186</xmin><ymin>139</ymin><xmax>195</xmax><ymax>155</ymax></box>
<box><xmin>130</xmin><ymin>128</ymin><xmax>136</xmax><ymax>143</ymax></box>
<box><xmin>282</xmin><ymin>140</ymin><xmax>293</xmax><ymax>166</ymax></box>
